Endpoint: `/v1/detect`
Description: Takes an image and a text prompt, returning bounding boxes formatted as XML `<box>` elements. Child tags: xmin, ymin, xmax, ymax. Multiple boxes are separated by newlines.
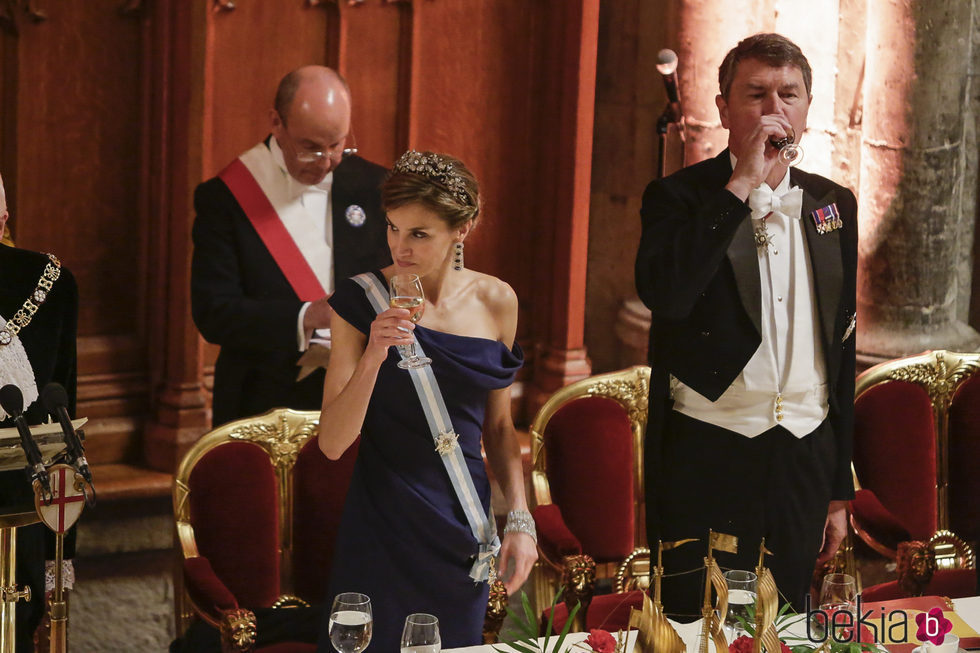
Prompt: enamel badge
<box><xmin>811</xmin><ymin>203</ymin><xmax>843</xmax><ymax>234</ymax></box>
<box><xmin>345</xmin><ymin>204</ymin><xmax>366</xmax><ymax>227</ymax></box>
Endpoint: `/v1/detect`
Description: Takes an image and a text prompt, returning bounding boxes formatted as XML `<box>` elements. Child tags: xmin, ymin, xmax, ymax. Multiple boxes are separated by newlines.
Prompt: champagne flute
<box><xmin>819</xmin><ymin>573</ymin><xmax>858</xmax><ymax>642</ymax></box>
<box><xmin>328</xmin><ymin>592</ymin><xmax>373</xmax><ymax>653</ymax></box>
<box><xmin>389</xmin><ymin>273</ymin><xmax>432</xmax><ymax>369</ymax></box>
<box><xmin>401</xmin><ymin>613</ymin><xmax>441</xmax><ymax>653</ymax></box>
<box><xmin>769</xmin><ymin>126</ymin><xmax>803</xmax><ymax>166</ymax></box>
<box><xmin>723</xmin><ymin>569</ymin><xmax>757</xmax><ymax>640</ymax></box>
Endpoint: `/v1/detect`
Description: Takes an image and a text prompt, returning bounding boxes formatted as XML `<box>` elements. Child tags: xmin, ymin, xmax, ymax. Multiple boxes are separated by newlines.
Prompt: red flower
<box><xmin>585</xmin><ymin>628</ymin><xmax>617</xmax><ymax>652</ymax></box>
<box><xmin>729</xmin><ymin>635</ymin><xmax>755</xmax><ymax>653</ymax></box>
<box><xmin>728</xmin><ymin>635</ymin><xmax>791</xmax><ymax>653</ymax></box>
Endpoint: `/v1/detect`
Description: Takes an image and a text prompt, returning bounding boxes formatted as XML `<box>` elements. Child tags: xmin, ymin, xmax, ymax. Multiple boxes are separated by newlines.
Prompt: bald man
<box><xmin>192</xmin><ymin>66</ymin><xmax>390</xmax><ymax>426</ymax></box>
<box><xmin>0</xmin><ymin>173</ymin><xmax>79</xmax><ymax>652</ymax></box>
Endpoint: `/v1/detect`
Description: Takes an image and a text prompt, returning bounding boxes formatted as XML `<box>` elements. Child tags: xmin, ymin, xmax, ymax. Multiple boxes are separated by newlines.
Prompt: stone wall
<box><xmin>586</xmin><ymin>0</ymin><xmax>980</xmax><ymax>373</ymax></box>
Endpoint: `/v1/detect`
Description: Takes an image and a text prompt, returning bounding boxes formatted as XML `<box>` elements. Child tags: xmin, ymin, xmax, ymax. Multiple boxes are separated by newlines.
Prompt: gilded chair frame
<box><xmin>852</xmin><ymin>350</ymin><xmax>979</xmax><ymax>569</ymax></box>
<box><xmin>528</xmin><ymin>365</ymin><xmax>650</xmax><ymax>613</ymax></box>
<box><xmin>172</xmin><ymin>407</ymin><xmax>512</xmax><ymax>648</ymax></box>
<box><xmin>613</xmin><ymin>547</ymin><xmax>651</xmax><ymax>594</ymax></box>
<box><xmin>172</xmin><ymin>408</ymin><xmax>320</xmax><ymax>637</ymax></box>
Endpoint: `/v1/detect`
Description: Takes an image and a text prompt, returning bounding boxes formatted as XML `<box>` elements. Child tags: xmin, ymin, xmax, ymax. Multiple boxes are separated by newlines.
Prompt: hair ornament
<box><xmin>392</xmin><ymin>150</ymin><xmax>471</xmax><ymax>206</ymax></box>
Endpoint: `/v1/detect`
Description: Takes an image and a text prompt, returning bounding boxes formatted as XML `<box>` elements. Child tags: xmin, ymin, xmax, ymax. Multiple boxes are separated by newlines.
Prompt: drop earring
<box><xmin>453</xmin><ymin>241</ymin><xmax>464</xmax><ymax>271</ymax></box>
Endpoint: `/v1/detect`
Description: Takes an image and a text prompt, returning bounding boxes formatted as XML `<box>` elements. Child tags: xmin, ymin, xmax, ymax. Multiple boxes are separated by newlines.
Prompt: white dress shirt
<box><xmin>268</xmin><ymin>137</ymin><xmax>334</xmax><ymax>351</ymax></box>
<box><xmin>671</xmin><ymin>162</ymin><xmax>828</xmax><ymax>438</ymax></box>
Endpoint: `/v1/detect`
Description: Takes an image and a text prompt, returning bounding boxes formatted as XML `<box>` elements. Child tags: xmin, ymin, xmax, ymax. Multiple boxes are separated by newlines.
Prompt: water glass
<box><xmin>724</xmin><ymin>569</ymin><xmax>758</xmax><ymax>640</ymax></box>
<box><xmin>819</xmin><ymin>573</ymin><xmax>858</xmax><ymax>641</ymax></box>
<box><xmin>329</xmin><ymin>592</ymin><xmax>373</xmax><ymax>653</ymax></box>
<box><xmin>401</xmin><ymin>612</ymin><xmax>441</xmax><ymax>653</ymax></box>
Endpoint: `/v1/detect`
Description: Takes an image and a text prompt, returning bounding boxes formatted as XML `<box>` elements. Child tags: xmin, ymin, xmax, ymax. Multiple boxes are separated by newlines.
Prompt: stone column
<box><xmin>677</xmin><ymin>0</ymin><xmax>775</xmax><ymax>164</ymax></box>
<box><xmin>857</xmin><ymin>0</ymin><xmax>980</xmax><ymax>362</ymax></box>
<box><xmin>612</xmin><ymin>2</ymin><xmax>775</xmax><ymax>369</ymax></box>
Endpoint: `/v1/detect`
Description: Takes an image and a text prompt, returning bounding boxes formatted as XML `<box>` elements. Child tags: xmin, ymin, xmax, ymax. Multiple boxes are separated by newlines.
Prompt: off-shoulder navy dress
<box><xmin>318</xmin><ymin>272</ymin><xmax>523</xmax><ymax>651</ymax></box>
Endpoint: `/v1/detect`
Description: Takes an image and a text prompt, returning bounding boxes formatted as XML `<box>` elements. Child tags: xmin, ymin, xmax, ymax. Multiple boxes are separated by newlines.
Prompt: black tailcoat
<box><xmin>635</xmin><ymin>151</ymin><xmax>857</xmax><ymax>611</ymax></box>
<box><xmin>191</xmin><ymin>147</ymin><xmax>391</xmax><ymax>426</ymax></box>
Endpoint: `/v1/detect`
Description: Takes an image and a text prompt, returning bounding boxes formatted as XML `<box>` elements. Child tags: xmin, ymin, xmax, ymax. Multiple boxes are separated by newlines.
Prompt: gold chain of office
<box><xmin>0</xmin><ymin>253</ymin><xmax>61</xmax><ymax>346</ymax></box>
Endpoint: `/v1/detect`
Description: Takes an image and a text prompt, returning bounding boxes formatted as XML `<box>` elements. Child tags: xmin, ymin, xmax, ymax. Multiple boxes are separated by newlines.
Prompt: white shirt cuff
<box><xmin>297</xmin><ymin>302</ymin><xmax>313</xmax><ymax>351</ymax></box>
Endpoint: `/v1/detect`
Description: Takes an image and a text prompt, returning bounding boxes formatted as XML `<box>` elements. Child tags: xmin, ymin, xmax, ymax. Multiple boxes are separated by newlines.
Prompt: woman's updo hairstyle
<box><xmin>382</xmin><ymin>150</ymin><xmax>481</xmax><ymax>229</ymax></box>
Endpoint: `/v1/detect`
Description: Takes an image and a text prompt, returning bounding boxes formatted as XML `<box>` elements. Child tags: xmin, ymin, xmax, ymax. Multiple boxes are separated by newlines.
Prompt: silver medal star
<box><xmin>754</xmin><ymin>225</ymin><xmax>775</xmax><ymax>253</ymax></box>
<box><xmin>434</xmin><ymin>430</ymin><xmax>459</xmax><ymax>456</ymax></box>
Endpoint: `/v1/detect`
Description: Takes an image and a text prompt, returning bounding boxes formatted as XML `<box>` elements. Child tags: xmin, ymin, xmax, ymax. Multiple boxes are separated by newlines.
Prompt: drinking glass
<box><xmin>769</xmin><ymin>126</ymin><xmax>803</xmax><ymax>166</ymax></box>
<box><xmin>400</xmin><ymin>613</ymin><xmax>441</xmax><ymax>653</ymax></box>
<box><xmin>819</xmin><ymin>573</ymin><xmax>858</xmax><ymax>642</ymax></box>
<box><xmin>328</xmin><ymin>592</ymin><xmax>373</xmax><ymax>653</ymax></box>
<box><xmin>389</xmin><ymin>273</ymin><xmax>432</xmax><ymax>369</ymax></box>
<box><xmin>723</xmin><ymin>569</ymin><xmax>758</xmax><ymax>640</ymax></box>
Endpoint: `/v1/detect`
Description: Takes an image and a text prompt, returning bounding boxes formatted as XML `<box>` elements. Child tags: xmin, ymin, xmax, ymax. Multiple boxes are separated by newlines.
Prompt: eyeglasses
<box><xmin>294</xmin><ymin>131</ymin><xmax>358</xmax><ymax>163</ymax></box>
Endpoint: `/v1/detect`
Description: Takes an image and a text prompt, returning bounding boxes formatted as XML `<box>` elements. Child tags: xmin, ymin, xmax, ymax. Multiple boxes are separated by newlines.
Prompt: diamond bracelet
<box><xmin>502</xmin><ymin>509</ymin><xmax>537</xmax><ymax>543</ymax></box>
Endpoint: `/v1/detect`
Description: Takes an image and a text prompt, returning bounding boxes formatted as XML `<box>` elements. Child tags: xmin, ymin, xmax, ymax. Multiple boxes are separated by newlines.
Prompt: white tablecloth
<box><xmin>446</xmin><ymin>596</ymin><xmax>980</xmax><ymax>652</ymax></box>
<box><xmin>953</xmin><ymin>596</ymin><xmax>980</xmax><ymax>641</ymax></box>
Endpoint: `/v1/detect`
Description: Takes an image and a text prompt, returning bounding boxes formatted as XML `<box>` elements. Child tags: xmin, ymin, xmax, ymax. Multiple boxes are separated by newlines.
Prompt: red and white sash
<box><xmin>218</xmin><ymin>143</ymin><xmax>332</xmax><ymax>301</ymax></box>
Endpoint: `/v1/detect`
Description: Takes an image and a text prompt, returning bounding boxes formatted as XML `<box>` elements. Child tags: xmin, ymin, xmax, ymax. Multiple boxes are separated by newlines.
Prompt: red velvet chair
<box><xmin>528</xmin><ymin>365</ymin><xmax>650</xmax><ymax>629</ymax></box>
<box><xmin>851</xmin><ymin>350</ymin><xmax>979</xmax><ymax>597</ymax></box>
<box><xmin>173</xmin><ymin>409</ymin><xmax>357</xmax><ymax>653</ymax></box>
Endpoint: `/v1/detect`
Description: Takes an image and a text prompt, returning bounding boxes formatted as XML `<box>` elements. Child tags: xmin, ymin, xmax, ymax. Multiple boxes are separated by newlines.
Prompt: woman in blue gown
<box><xmin>317</xmin><ymin>151</ymin><xmax>538</xmax><ymax>651</ymax></box>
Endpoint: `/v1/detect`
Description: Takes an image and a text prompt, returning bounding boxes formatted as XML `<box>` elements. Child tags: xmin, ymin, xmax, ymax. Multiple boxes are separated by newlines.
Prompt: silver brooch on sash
<box><xmin>345</xmin><ymin>204</ymin><xmax>366</xmax><ymax>227</ymax></box>
<box><xmin>434</xmin><ymin>430</ymin><xmax>459</xmax><ymax>456</ymax></box>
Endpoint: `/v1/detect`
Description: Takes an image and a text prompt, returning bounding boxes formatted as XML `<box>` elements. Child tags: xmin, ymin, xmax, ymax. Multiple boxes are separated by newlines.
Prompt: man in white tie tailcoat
<box><xmin>635</xmin><ymin>33</ymin><xmax>857</xmax><ymax>617</ymax></box>
<box><xmin>191</xmin><ymin>66</ymin><xmax>391</xmax><ymax>426</ymax></box>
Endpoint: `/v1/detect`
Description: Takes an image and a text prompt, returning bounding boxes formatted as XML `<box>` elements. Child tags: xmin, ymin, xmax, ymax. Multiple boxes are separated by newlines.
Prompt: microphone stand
<box><xmin>657</xmin><ymin>101</ymin><xmax>684</xmax><ymax>180</ymax></box>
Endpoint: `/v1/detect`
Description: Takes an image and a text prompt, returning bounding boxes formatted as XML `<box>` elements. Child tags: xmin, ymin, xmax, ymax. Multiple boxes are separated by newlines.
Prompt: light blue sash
<box><xmin>353</xmin><ymin>273</ymin><xmax>500</xmax><ymax>583</ymax></box>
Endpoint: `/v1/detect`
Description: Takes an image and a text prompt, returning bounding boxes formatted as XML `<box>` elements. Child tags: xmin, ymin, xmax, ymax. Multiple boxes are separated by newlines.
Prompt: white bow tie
<box><xmin>748</xmin><ymin>186</ymin><xmax>803</xmax><ymax>219</ymax></box>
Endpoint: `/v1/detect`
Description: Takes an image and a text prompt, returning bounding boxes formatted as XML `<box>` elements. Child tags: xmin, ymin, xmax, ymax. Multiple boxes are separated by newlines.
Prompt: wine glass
<box><xmin>819</xmin><ymin>573</ymin><xmax>858</xmax><ymax>642</ymax></box>
<box><xmin>400</xmin><ymin>613</ymin><xmax>441</xmax><ymax>653</ymax></box>
<box><xmin>769</xmin><ymin>126</ymin><xmax>803</xmax><ymax>166</ymax></box>
<box><xmin>723</xmin><ymin>569</ymin><xmax>758</xmax><ymax>640</ymax></box>
<box><xmin>328</xmin><ymin>592</ymin><xmax>373</xmax><ymax>653</ymax></box>
<box><xmin>389</xmin><ymin>273</ymin><xmax>432</xmax><ymax>369</ymax></box>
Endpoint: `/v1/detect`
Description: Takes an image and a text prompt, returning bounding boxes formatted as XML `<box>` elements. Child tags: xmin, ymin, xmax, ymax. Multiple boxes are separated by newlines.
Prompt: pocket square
<box><xmin>842</xmin><ymin>312</ymin><xmax>856</xmax><ymax>343</ymax></box>
<box><xmin>811</xmin><ymin>203</ymin><xmax>843</xmax><ymax>234</ymax></box>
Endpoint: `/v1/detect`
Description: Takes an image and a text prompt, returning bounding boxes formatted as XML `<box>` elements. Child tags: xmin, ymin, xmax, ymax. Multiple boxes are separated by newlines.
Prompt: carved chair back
<box><xmin>529</xmin><ymin>365</ymin><xmax>650</xmax><ymax>562</ymax></box>
<box><xmin>173</xmin><ymin>408</ymin><xmax>358</xmax><ymax>634</ymax></box>
<box><xmin>853</xmin><ymin>350</ymin><xmax>980</xmax><ymax>568</ymax></box>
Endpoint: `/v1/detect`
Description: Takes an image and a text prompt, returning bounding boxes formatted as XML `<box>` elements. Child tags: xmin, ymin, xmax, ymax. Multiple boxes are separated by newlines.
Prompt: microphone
<box><xmin>657</xmin><ymin>48</ymin><xmax>682</xmax><ymax>123</ymax></box>
<box><xmin>41</xmin><ymin>383</ymin><xmax>92</xmax><ymax>486</ymax></box>
<box><xmin>0</xmin><ymin>384</ymin><xmax>51</xmax><ymax>500</ymax></box>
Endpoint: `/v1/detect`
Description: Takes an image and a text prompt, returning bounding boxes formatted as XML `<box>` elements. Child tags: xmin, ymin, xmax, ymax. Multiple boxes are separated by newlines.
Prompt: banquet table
<box><xmin>445</xmin><ymin>596</ymin><xmax>980</xmax><ymax>653</ymax></box>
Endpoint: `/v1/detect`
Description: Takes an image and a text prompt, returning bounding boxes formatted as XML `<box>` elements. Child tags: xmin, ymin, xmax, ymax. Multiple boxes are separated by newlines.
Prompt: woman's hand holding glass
<box><xmin>364</xmin><ymin>307</ymin><xmax>416</xmax><ymax>366</ymax></box>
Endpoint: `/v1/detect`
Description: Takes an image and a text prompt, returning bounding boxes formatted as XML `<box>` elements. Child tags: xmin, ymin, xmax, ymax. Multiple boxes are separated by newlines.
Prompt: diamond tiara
<box><xmin>391</xmin><ymin>150</ymin><xmax>471</xmax><ymax>205</ymax></box>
